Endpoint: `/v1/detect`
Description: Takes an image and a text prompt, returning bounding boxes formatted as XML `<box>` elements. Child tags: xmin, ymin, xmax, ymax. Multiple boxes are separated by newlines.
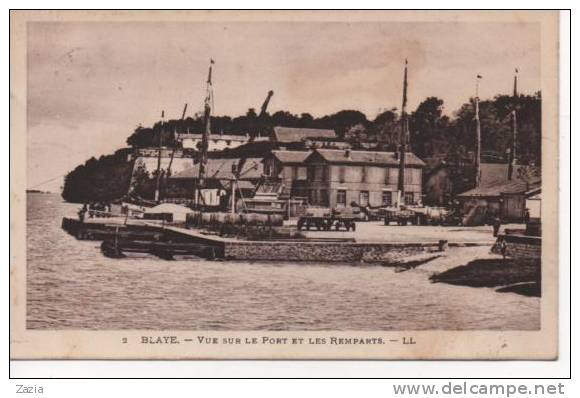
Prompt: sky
<box><xmin>26</xmin><ymin>21</ymin><xmax>541</xmax><ymax>192</ymax></box>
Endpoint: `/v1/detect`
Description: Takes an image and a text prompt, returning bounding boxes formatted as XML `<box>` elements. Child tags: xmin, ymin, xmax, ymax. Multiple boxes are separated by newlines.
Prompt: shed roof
<box><xmin>306</xmin><ymin>149</ymin><xmax>426</xmax><ymax>167</ymax></box>
<box><xmin>272</xmin><ymin>126</ymin><xmax>336</xmax><ymax>143</ymax></box>
<box><xmin>267</xmin><ymin>150</ymin><xmax>311</xmax><ymax>164</ymax></box>
<box><xmin>171</xmin><ymin>157</ymin><xmax>263</xmax><ymax>180</ymax></box>
<box><xmin>457</xmin><ymin>163</ymin><xmax>541</xmax><ymax>198</ymax></box>
<box><xmin>457</xmin><ymin>177</ymin><xmax>541</xmax><ymax>198</ymax></box>
<box><xmin>478</xmin><ymin>163</ymin><xmax>531</xmax><ymax>186</ymax></box>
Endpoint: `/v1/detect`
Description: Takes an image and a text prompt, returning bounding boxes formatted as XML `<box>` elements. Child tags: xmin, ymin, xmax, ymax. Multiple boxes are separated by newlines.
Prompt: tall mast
<box><xmin>196</xmin><ymin>59</ymin><xmax>214</xmax><ymax>206</ymax></box>
<box><xmin>396</xmin><ymin>59</ymin><xmax>409</xmax><ymax>207</ymax></box>
<box><xmin>507</xmin><ymin>68</ymin><xmax>518</xmax><ymax>180</ymax></box>
<box><xmin>154</xmin><ymin>110</ymin><xmax>165</xmax><ymax>202</ymax></box>
<box><xmin>474</xmin><ymin>75</ymin><xmax>482</xmax><ymax>187</ymax></box>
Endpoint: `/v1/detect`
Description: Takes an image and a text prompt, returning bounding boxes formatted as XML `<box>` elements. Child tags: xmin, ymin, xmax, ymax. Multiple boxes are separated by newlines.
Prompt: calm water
<box><xmin>26</xmin><ymin>193</ymin><xmax>540</xmax><ymax>330</ymax></box>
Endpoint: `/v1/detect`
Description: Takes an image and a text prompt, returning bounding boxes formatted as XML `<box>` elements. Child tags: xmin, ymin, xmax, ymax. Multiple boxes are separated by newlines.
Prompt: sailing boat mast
<box><xmin>196</xmin><ymin>59</ymin><xmax>214</xmax><ymax>207</ymax></box>
<box><xmin>474</xmin><ymin>75</ymin><xmax>482</xmax><ymax>187</ymax></box>
<box><xmin>154</xmin><ymin>110</ymin><xmax>165</xmax><ymax>202</ymax></box>
<box><xmin>507</xmin><ymin>68</ymin><xmax>518</xmax><ymax>180</ymax></box>
<box><xmin>396</xmin><ymin>59</ymin><xmax>409</xmax><ymax>208</ymax></box>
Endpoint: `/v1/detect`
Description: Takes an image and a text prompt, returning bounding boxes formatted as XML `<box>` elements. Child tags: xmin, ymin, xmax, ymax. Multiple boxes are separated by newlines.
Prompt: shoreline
<box><xmin>430</xmin><ymin>258</ymin><xmax>541</xmax><ymax>297</ymax></box>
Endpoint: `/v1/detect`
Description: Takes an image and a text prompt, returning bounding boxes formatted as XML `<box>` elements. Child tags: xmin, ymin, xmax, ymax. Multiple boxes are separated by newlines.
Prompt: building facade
<box><xmin>167</xmin><ymin>157</ymin><xmax>264</xmax><ymax>206</ymax></box>
<box><xmin>457</xmin><ymin>164</ymin><xmax>541</xmax><ymax>223</ymax></box>
<box><xmin>262</xmin><ymin>150</ymin><xmax>310</xmax><ymax>198</ymax></box>
<box><xmin>177</xmin><ymin>133</ymin><xmax>249</xmax><ymax>152</ymax></box>
<box><xmin>299</xmin><ymin>149</ymin><xmax>425</xmax><ymax>208</ymax></box>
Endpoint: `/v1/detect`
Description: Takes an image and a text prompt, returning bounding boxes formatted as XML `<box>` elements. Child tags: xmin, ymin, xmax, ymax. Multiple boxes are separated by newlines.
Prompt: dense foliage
<box><xmin>61</xmin><ymin>150</ymin><xmax>134</xmax><ymax>203</ymax></box>
<box><xmin>126</xmin><ymin>93</ymin><xmax>541</xmax><ymax>165</ymax></box>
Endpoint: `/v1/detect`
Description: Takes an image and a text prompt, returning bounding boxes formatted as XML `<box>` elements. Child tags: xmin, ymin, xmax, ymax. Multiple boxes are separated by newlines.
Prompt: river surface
<box><xmin>26</xmin><ymin>193</ymin><xmax>540</xmax><ymax>330</ymax></box>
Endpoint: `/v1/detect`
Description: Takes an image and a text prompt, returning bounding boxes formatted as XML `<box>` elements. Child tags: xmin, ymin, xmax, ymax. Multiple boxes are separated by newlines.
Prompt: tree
<box><xmin>372</xmin><ymin>110</ymin><xmax>399</xmax><ymax>150</ymax></box>
<box><xmin>409</xmin><ymin>97</ymin><xmax>450</xmax><ymax>158</ymax></box>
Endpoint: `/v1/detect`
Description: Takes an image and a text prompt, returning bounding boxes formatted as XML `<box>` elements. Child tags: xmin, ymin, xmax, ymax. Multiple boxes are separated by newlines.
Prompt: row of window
<box><xmin>336</xmin><ymin>190</ymin><xmax>414</xmax><ymax>207</ymax></box>
<box><xmin>299</xmin><ymin>165</ymin><xmax>421</xmax><ymax>184</ymax></box>
<box><xmin>303</xmin><ymin>189</ymin><xmax>417</xmax><ymax>207</ymax></box>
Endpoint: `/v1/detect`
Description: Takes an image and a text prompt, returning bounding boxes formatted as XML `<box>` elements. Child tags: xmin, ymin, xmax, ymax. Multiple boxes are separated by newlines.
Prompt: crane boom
<box><xmin>234</xmin><ymin>90</ymin><xmax>274</xmax><ymax>180</ymax></box>
<box><xmin>259</xmin><ymin>90</ymin><xmax>274</xmax><ymax>118</ymax></box>
<box><xmin>181</xmin><ymin>103</ymin><xmax>188</xmax><ymax>120</ymax></box>
<box><xmin>166</xmin><ymin>103</ymin><xmax>188</xmax><ymax>178</ymax></box>
<box><xmin>230</xmin><ymin>90</ymin><xmax>274</xmax><ymax>214</ymax></box>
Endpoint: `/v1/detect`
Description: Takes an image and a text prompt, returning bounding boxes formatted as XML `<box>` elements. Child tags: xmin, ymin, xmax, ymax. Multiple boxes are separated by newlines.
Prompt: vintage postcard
<box><xmin>10</xmin><ymin>10</ymin><xmax>559</xmax><ymax>359</ymax></box>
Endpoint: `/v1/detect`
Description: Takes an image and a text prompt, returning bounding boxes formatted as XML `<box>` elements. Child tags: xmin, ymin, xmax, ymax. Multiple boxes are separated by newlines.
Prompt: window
<box><xmin>413</xmin><ymin>168</ymin><xmax>422</xmax><ymax>184</ymax></box>
<box><xmin>339</xmin><ymin>167</ymin><xmax>346</xmax><ymax>183</ymax></box>
<box><xmin>320</xmin><ymin>190</ymin><xmax>329</xmax><ymax>206</ymax></box>
<box><xmin>388</xmin><ymin>168</ymin><xmax>399</xmax><ymax>184</ymax></box>
<box><xmin>292</xmin><ymin>166</ymin><xmax>298</xmax><ymax>180</ymax></box>
<box><xmin>321</xmin><ymin>166</ymin><xmax>328</xmax><ymax>182</ymax></box>
<box><xmin>382</xmin><ymin>191</ymin><xmax>393</xmax><ymax>206</ymax></box>
<box><xmin>404</xmin><ymin>170</ymin><xmax>413</xmax><ymax>184</ymax></box>
<box><xmin>309</xmin><ymin>189</ymin><xmax>316</xmax><ymax>204</ymax></box>
<box><xmin>361</xmin><ymin>166</ymin><xmax>367</xmax><ymax>183</ymax></box>
<box><xmin>404</xmin><ymin>192</ymin><xmax>414</xmax><ymax>205</ymax></box>
<box><xmin>307</xmin><ymin>166</ymin><xmax>315</xmax><ymax>181</ymax></box>
<box><xmin>359</xmin><ymin>191</ymin><xmax>369</xmax><ymax>207</ymax></box>
<box><xmin>337</xmin><ymin>190</ymin><xmax>347</xmax><ymax>206</ymax></box>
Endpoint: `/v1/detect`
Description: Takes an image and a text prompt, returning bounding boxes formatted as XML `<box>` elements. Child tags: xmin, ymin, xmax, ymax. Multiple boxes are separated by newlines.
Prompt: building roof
<box><xmin>478</xmin><ymin>163</ymin><xmax>528</xmax><ymax>186</ymax></box>
<box><xmin>171</xmin><ymin>157</ymin><xmax>263</xmax><ymax>180</ymax></box>
<box><xmin>457</xmin><ymin>177</ymin><xmax>541</xmax><ymax>198</ymax></box>
<box><xmin>267</xmin><ymin>150</ymin><xmax>311</xmax><ymax>164</ymax></box>
<box><xmin>271</xmin><ymin>126</ymin><xmax>336</xmax><ymax>143</ymax></box>
<box><xmin>305</xmin><ymin>149</ymin><xmax>426</xmax><ymax>167</ymax></box>
<box><xmin>457</xmin><ymin>163</ymin><xmax>541</xmax><ymax>198</ymax></box>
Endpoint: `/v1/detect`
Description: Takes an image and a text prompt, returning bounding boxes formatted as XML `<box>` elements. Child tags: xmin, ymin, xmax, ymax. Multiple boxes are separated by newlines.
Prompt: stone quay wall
<box><xmin>223</xmin><ymin>240</ymin><xmax>441</xmax><ymax>263</ymax></box>
<box><xmin>496</xmin><ymin>233</ymin><xmax>542</xmax><ymax>261</ymax></box>
<box><xmin>505</xmin><ymin>241</ymin><xmax>542</xmax><ymax>260</ymax></box>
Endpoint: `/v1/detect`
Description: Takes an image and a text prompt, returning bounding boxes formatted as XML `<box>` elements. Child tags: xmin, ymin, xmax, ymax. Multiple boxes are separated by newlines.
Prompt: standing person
<box><xmin>523</xmin><ymin>208</ymin><xmax>530</xmax><ymax>224</ymax></box>
<box><xmin>78</xmin><ymin>204</ymin><xmax>87</xmax><ymax>223</ymax></box>
<box><xmin>500</xmin><ymin>238</ymin><xmax>508</xmax><ymax>262</ymax></box>
<box><xmin>492</xmin><ymin>216</ymin><xmax>502</xmax><ymax>237</ymax></box>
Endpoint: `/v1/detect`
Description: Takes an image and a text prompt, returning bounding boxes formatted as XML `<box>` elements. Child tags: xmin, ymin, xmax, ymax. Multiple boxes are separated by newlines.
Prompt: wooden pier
<box><xmin>62</xmin><ymin>217</ymin><xmax>490</xmax><ymax>264</ymax></box>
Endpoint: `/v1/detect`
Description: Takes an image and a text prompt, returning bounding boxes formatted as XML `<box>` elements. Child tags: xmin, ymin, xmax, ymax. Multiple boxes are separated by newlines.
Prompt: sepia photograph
<box><xmin>10</xmin><ymin>10</ymin><xmax>560</xmax><ymax>360</ymax></box>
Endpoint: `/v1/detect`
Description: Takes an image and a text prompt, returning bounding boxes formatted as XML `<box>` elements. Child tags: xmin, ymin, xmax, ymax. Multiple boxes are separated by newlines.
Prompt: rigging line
<box><xmin>29</xmin><ymin>174</ymin><xmax>65</xmax><ymax>189</ymax></box>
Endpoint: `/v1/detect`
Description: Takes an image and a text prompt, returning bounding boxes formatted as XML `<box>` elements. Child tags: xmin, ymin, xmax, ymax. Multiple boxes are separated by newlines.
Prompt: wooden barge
<box><xmin>61</xmin><ymin>217</ymin><xmax>163</xmax><ymax>241</ymax></box>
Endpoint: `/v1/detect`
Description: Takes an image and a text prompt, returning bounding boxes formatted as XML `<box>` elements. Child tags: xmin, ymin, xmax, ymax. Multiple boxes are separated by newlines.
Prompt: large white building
<box><xmin>177</xmin><ymin>133</ymin><xmax>250</xmax><ymax>152</ymax></box>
